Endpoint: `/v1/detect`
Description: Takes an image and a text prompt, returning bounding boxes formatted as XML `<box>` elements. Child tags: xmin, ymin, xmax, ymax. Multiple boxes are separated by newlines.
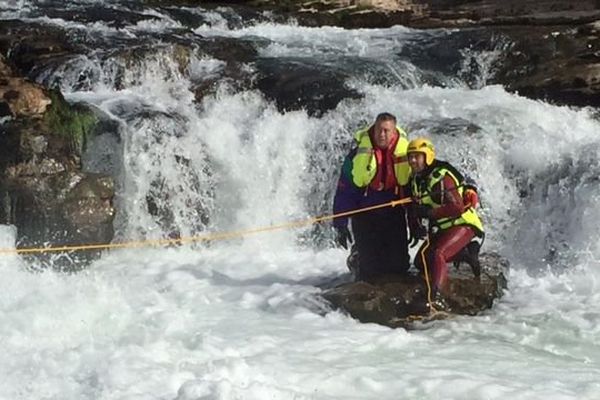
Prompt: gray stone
<box><xmin>322</xmin><ymin>252</ymin><xmax>509</xmax><ymax>329</ymax></box>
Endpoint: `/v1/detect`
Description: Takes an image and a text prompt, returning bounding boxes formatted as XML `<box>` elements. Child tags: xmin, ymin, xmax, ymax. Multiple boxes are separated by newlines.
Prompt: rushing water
<box><xmin>1</xmin><ymin>2</ymin><xmax>600</xmax><ymax>399</ymax></box>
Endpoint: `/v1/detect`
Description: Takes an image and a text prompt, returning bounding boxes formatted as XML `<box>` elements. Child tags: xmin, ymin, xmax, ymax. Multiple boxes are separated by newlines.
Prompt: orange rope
<box><xmin>419</xmin><ymin>234</ymin><xmax>436</xmax><ymax>314</ymax></box>
<box><xmin>0</xmin><ymin>197</ymin><xmax>413</xmax><ymax>255</ymax></box>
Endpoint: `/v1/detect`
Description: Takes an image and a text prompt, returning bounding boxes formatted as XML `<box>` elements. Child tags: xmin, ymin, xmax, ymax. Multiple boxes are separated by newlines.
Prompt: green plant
<box><xmin>44</xmin><ymin>89</ymin><xmax>97</xmax><ymax>155</ymax></box>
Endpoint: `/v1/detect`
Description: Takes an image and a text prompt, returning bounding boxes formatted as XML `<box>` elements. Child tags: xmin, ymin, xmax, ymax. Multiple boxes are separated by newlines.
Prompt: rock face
<box><xmin>495</xmin><ymin>23</ymin><xmax>600</xmax><ymax>107</ymax></box>
<box><xmin>322</xmin><ymin>252</ymin><xmax>508</xmax><ymax>329</ymax></box>
<box><xmin>0</xmin><ymin>58</ymin><xmax>115</xmax><ymax>269</ymax></box>
<box><xmin>247</xmin><ymin>0</ymin><xmax>600</xmax><ymax>28</ymax></box>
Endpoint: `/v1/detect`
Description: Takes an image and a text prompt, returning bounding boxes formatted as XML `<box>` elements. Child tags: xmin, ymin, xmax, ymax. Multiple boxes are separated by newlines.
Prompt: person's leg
<box><xmin>380</xmin><ymin>207</ymin><xmax>409</xmax><ymax>274</ymax></box>
<box><xmin>430</xmin><ymin>226</ymin><xmax>475</xmax><ymax>293</ymax></box>
<box><xmin>452</xmin><ymin>239</ymin><xmax>482</xmax><ymax>277</ymax></box>
<box><xmin>351</xmin><ymin>213</ymin><xmax>382</xmax><ymax>280</ymax></box>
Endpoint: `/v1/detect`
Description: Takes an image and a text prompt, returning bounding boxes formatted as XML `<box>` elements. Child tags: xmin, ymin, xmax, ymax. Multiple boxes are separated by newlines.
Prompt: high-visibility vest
<box><xmin>411</xmin><ymin>166</ymin><xmax>484</xmax><ymax>234</ymax></box>
<box><xmin>350</xmin><ymin>126</ymin><xmax>410</xmax><ymax>187</ymax></box>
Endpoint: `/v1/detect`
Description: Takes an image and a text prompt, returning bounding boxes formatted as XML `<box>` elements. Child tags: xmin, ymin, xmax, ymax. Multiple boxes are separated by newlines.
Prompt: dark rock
<box><xmin>0</xmin><ymin>20</ymin><xmax>80</xmax><ymax>77</ymax></box>
<box><xmin>234</xmin><ymin>0</ymin><xmax>600</xmax><ymax>107</ymax></box>
<box><xmin>322</xmin><ymin>252</ymin><xmax>508</xmax><ymax>329</ymax></box>
<box><xmin>0</xmin><ymin>101</ymin><xmax>10</xmax><ymax>117</ymax></box>
<box><xmin>244</xmin><ymin>0</ymin><xmax>600</xmax><ymax>29</ymax></box>
<box><xmin>191</xmin><ymin>37</ymin><xmax>257</xmax><ymax>101</ymax></box>
<box><xmin>255</xmin><ymin>59</ymin><xmax>362</xmax><ymax>116</ymax></box>
<box><xmin>0</xmin><ymin>87</ymin><xmax>115</xmax><ymax>270</ymax></box>
<box><xmin>408</xmin><ymin>117</ymin><xmax>482</xmax><ymax>137</ymax></box>
<box><xmin>199</xmin><ymin>36</ymin><xmax>258</xmax><ymax>64</ymax></box>
<box><xmin>494</xmin><ymin>23</ymin><xmax>600</xmax><ymax>107</ymax></box>
<box><xmin>34</xmin><ymin>4</ymin><xmax>156</xmax><ymax>29</ymax></box>
<box><xmin>0</xmin><ymin>54</ymin><xmax>11</xmax><ymax>76</ymax></box>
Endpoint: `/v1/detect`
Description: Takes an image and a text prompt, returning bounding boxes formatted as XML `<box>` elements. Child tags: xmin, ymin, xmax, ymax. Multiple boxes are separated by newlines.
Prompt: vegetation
<box><xmin>43</xmin><ymin>89</ymin><xmax>97</xmax><ymax>155</ymax></box>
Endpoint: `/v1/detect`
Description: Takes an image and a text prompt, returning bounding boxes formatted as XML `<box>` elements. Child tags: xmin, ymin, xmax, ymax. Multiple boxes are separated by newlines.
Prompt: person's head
<box><xmin>407</xmin><ymin>137</ymin><xmax>435</xmax><ymax>174</ymax></box>
<box><xmin>371</xmin><ymin>112</ymin><xmax>397</xmax><ymax>149</ymax></box>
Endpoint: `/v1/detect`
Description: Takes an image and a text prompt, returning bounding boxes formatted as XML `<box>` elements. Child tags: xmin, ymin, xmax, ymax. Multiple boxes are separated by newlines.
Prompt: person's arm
<box><xmin>333</xmin><ymin>151</ymin><xmax>363</xmax><ymax>228</ymax></box>
<box><xmin>430</xmin><ymin>174</ymin><xmax>464</xmax><ymax>220</ymax></box>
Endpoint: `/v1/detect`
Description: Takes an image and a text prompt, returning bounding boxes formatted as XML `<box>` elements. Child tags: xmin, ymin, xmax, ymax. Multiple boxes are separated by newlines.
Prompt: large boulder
<box><xmin>322</xmin><ymin>252</ymin><xmax>508</xmax><ymax>329</ymax></box>
<box><xmin>0</xmin><ymin>85</ymin><xmax>115</xmax><ymax>269</ymax></box>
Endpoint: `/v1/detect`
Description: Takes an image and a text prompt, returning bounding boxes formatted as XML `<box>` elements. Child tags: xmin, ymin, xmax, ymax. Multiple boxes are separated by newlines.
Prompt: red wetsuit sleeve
<box><xmin>430</xmin><ymin>174</ymin><xmax>464</xmax><ymax>220</ymax></box>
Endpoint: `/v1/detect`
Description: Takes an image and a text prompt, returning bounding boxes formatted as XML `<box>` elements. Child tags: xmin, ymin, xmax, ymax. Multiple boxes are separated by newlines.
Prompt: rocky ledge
<box><xmin>322</xmin><ymin>252</ymin><xmax>508</xmax><ymax>329</ymax></box>
<box><xmin>0</xmin><ymin>56</ymin><xmax>115</xmax><ymax>269</ymax></box>
<box><xmin>240</xmin><ymin>0</ymin><xmax>600</xmax><ymax>108</ymax></box>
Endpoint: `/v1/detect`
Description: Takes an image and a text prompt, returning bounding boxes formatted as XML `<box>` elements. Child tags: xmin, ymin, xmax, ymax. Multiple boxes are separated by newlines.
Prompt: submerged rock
<box><xmin>322</xmin><ymin>252</ymin><xmax>508</xmax><ymax>329</ymax></box>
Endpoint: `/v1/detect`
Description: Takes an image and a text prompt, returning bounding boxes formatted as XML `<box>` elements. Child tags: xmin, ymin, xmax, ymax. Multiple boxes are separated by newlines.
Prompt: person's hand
<box><xmin>412</xmin><ymin>204</ymin><xmax>432</xmax><ymax>219</ymax></box>
<box><xmin>409</xmin><ymin>223</ymin><xmax>427</xmax><ymax>248</ymax></box>
<box><xmin>335</xmin><ymin>226</ymin><xmax>353</xmax><ymax>250</ymax></box>
<box><xmin>463</xmin><ymin>188</ymin><xmax>479</xmax><ymax>209</ymax></box>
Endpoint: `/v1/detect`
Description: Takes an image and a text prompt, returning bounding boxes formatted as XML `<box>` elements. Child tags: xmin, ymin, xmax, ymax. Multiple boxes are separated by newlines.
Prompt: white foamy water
<box><xmin>1</xmin><ymin>2</ymin><xmax>600</xmax><ymax>399</ymax></box>
<box><xmin>194</xmin><ymin>21</ymin><xmax>412</xmax><ymax>59</ymax></box>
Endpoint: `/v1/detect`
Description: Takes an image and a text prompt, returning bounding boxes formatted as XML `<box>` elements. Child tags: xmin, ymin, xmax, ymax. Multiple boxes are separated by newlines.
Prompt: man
<box><xmin>333</xmin><ymin>112</ymin><xmax>411</xmax><ymax>280</ymax></box>
<box><xmin>406</xmin><ymin>137</ymin><xmax>484</xmax><ymax>304</ymax></box>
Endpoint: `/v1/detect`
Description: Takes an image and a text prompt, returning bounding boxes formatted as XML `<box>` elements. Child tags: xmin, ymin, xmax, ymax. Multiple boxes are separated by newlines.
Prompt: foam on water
<box><xmin>1</xmin><ymin>241</ymin><xmax>598</xmax><ymax>399</ymax></box>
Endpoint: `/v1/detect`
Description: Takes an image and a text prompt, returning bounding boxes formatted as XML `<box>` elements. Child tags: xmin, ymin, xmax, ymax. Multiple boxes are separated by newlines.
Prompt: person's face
<box><xmin>408</xmin><ymin>152</ymin><xmax>427</xmax><ymax>174</ymax></box>
<box><xmin>372</xmin><ymin>120</ymin><xmax>396</xmax><ymax>149</ymax></box>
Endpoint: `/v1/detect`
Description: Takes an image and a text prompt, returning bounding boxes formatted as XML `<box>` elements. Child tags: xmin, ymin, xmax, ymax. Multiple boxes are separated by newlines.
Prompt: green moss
<box><xmin>44</xmin><ymin>89</ymin><xmax>97</xmax><ymax>155</ymax></box>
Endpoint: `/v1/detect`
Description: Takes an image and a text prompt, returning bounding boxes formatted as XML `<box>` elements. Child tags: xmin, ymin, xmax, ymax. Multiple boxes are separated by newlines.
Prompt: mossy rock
<box><xmin>43</xmin><ymin>89</ymin><xmax>97</xmax><ymax>156</ymax></box>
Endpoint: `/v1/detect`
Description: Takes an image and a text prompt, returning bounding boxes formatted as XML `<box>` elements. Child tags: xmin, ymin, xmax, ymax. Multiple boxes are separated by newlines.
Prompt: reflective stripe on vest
<box><xmin>411</xmin><ymin>166</ymin><xmax>484</xmax><ymax>234</ymax></box>
<box><xmin>350</xmin><ymin>126</ymin><xmax>410</xmax><ymax>187</ymax></box>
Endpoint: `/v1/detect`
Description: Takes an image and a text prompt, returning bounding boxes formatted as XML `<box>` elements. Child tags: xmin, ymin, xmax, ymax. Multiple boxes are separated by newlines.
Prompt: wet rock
<box><xmin>0</xmin><ymin>77</ymin><xmax>52</xmax><ymax>118</ymax></box>
<box><xmin>191</xmin><ymin>37</ymin><xmax>257</xmax><ymax>101</ymax></box>
<box><xmin>255</xmin><ymin>59</ymin><xmax>362</xmax><ymax>116</ymax></box>
<box><xmin>0</xmin><ymin>54</ymin><xmax>11</xmax><ymax>76</ymax></box>
<box><xmin>63</xmin><ymin>174</ymin><xmax>115</xmax><ymax>241</ymax></box>
<box><xmin>0</xmin><ymin>84</ymin><xmax>115</xmax><ymax>269</ymax></box>
<box><xmin>37</xmin><ymin>4</ymin><xmax>157</xmax><ymax>29</ymax></box>
<box><xmin>245</xmin><ymin>0</ymin><xmax>600</xmax><ymax>29</ymax></box>
<box><xmin>238</xmin><ymin>0</ymin><xmax>600</xmax><ymax>107</ymax></box>
<box><xmin>322</xmin><ymin>252</ymin><xmax>508</xmax><ymax>329</ymax></box>
<box><xmin>199</xmin><ymin>36</ymin><xmax>258</xmax><ymax>64</ymax></box>
<box><xmin>494</xmin><ymin>23</ymin><xmax>600</xmax><ymax>107</ymax></box>
<box><xmin>0</xmin><ymin>20</ymin><xmax>80</xmax><ymax>76</ymax></box>
<box><xmin>408</xmin><ymin>117</ymin><xmax>482</xmax><ymax>137</ymax></box>
<box><xmin>1</xmin><ymin>55</ymin><xmax>52</xmax><ymax>118</ymax></box>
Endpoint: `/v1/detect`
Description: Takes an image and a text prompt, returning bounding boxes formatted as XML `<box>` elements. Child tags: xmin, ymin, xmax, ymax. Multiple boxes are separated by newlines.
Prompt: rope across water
<box><xmin>0</xmin><ymin>197</ymin><xmax>413</xmax><ymax>255</ymax></box>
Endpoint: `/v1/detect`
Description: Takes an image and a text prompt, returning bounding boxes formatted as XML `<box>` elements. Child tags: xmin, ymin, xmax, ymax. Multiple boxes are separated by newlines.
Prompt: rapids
<box><xmin>1</xmin><ymin>2</ymin><xmax>599</xmax><ymax>399</ymax></box>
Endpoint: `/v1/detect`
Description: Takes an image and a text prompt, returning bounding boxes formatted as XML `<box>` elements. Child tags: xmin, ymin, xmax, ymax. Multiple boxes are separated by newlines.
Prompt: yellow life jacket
<box><xmin>411</xmin><ymin>166</ymin><xmax>484</xmax><ymax>234</ymax></box>
<box><xmin>350</xmin><ymin>126</ymin><xmax>410</xmax><ymax>188</ymax></box>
